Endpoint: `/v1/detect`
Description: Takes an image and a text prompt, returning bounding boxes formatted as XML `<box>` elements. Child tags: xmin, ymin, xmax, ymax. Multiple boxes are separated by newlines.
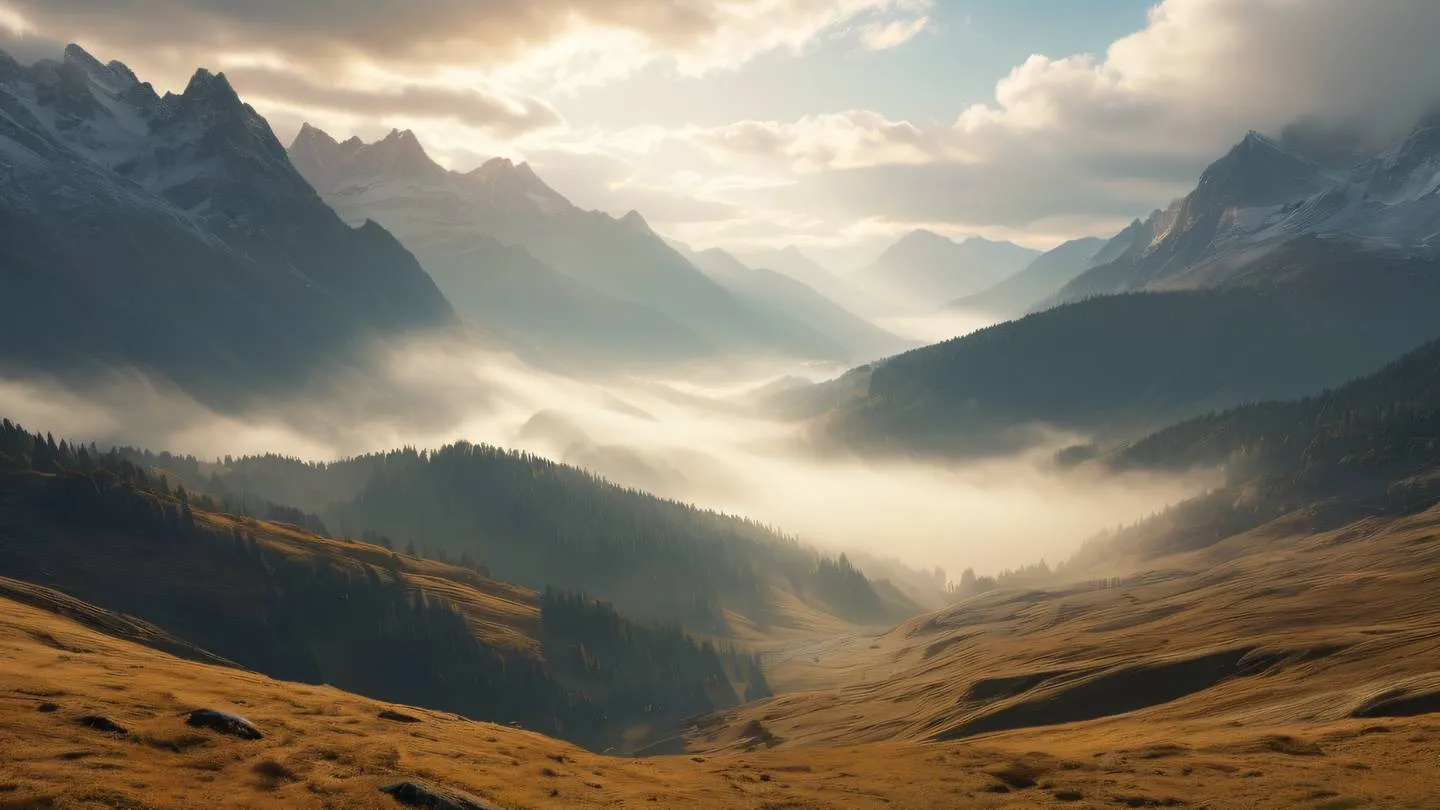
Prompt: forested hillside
<box><xmin>1064</xmin><ymin>339</ymin><xmax>1440</xmax><ymax>568</ymax></box>
<box><xmin>119</xmin><ymin>443</ymin><xmax>914</xmax><ymax>633</ymax></box>
<box><xmin>821</xmin><ymin>238</ymin><xmax>1440</xmax><ymax>458</ymax></box>
<box><xmin>0</xmin><ymin>420</ymin><xmax>767</xmax><ymax>752</ymax></box>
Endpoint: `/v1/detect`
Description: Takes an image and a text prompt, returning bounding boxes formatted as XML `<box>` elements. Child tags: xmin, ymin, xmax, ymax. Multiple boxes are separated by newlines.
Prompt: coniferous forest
<box><xmin>112</xmin><ymin>441</ymin><xmax>913</xmax><ymax>632</ymax></box>
<box><xmin>0</xmin><ymin>420</ymin><xmax>769</xmax><ymax>752</ymax></box>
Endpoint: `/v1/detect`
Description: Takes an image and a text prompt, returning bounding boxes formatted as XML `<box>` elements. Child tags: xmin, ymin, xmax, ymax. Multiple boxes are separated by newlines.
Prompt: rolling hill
<box><xmin>4</xmin><ymin>394</ymin><xmax>1440</xmax><ymax>807</ymax></box>
<box><xmin>688</xmin><ymin>353</ymin><xmax>1440</xmax><ymax>803</ymax></box>
<box><xmin>119</xmin><ymin>442</ymin><xmax>919</xmax><ymax>635</ymax></box>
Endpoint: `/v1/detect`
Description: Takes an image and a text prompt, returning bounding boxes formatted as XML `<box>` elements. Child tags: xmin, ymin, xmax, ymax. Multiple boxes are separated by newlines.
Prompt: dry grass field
<box><xmin>2</xmin><ymin>501</ymin><xmax>1439</xmax><ymax>807</ymax></box>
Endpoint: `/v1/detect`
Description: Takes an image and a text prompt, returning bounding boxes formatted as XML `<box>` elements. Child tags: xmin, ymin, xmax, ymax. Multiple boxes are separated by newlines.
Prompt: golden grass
<box><xmin>695</xmin><ymin>504</ymin><xmax>1440</xmax><ymax>757</ymax></box>
<box><xmin>3</xmin><ymin>504</ymin><xmax>1440</xmax><ymax>806</ymax></box>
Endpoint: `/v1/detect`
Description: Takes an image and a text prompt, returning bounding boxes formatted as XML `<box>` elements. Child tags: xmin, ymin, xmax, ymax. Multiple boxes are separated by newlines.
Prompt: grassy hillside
<box><xmin>4</xmin><ymin>586</ymin><xmax>1437</xmax><ymax>808</ymax></box>
<box><xmin>0</xmin><ymin>419</ymin><xmax>767</xmax><ymax>753</ymax></box>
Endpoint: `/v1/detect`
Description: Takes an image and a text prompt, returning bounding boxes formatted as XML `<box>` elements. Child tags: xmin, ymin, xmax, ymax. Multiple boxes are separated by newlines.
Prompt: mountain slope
<box><xmin>700</xmin><ymin>367</ymin><xmax>1440</xmax><ymax>756</ymax></box>
<box><xmin>120</xmin><ymin>441</ymin><xmax>919</xmax><ymax>635</ymax></box>
<box><xmin>0</xmin><ymin>419</ymin><xmax>768</xmax><ymax>753</ymax></box>
<box><xmin>820</xmin><ymin>236</ymin><xmax>1440</xmax><ymax>458</ymax></box>
<box><xmin>734</xmin><ymin>244</ymin><xmax>878</xmax><ymax>315</ymax></box>
<box><xmin>1051</xmin><ymin>122</ymin><xmax>1440</xmax><ymax>305</ymax></box>
<box><xmin>290</xmin><ymin>126</ymin><xmax>846</xmax><ymax>362</ymax></box>
<box><xmin>852</xmin><ymin>230</ymin><xmax>1040</xmax><ymax>309</ymax></box>
<box><xmin>1106</xmin><ymin>334</ymin><xmax>1440</xmax><ymax>480</ymax></box>
<box><xmin>676</xmin><ymin>243</ymin><xmax>914</xmax><ymax>361</ymax></box>
<box><xmin>949</xmin><ymin>236</ymin><xmax>1105</xmax><ymax>317</ymax></box>
<box><xmin>289</xmin><ymin>125</ymin><xmax>712</xmax><ymax>366</ymax></box>
<box><xmin>0</xmin><ymin>46</ymin><xmax>452</xmax><ymax>398</ymax></box>
<box><xmin>818</xmin><ymin>119</ymin><xmax>1440</xmax><ymax>459</ymax></box>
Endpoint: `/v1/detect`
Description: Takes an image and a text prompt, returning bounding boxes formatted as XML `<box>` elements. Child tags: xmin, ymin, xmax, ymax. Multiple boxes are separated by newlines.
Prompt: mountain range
<box><xmin>804</xmin><ymin>118</ymin><xmax>1440</xmax><ymax>458</ymax></box>
<box><xmin>0</xmin><ymin>45</ymin><xmax>453</xmax><ymax>399</ymax></box>
<box><xmin>670</xmin><ymin>241</ymin><xmax>915</xmax><ymax>361</ymax></box>
<box><xmin>289</xmin><ymin>125</ymin><xmax>883</xmax><ymax>365</ymax></box>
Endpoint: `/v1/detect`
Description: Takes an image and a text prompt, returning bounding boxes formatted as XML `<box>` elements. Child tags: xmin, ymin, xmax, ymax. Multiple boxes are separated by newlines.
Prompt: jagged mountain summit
<box><xmin>0</xmin><ymin>45</ymin><xmax>453</xmax><ymax>398</ymax></box>
<box><xmin>1049</xmin><ymin>124</ymin><xmax>1440</xmax><ymax>305</ymax></box>
<box><xmin>290</xmin><ymin>125</ymin><xmax>851</xmax><ymax>364</ymax></box>
<box><xmin>851</xmin><ymin>230</ymin><xmax>1040</xmax><ymax>310</ymax></box>
<box><xmin>290</xmin><ymin>124</ymin><xmax>714</xmax><ymax>367</ymax></box>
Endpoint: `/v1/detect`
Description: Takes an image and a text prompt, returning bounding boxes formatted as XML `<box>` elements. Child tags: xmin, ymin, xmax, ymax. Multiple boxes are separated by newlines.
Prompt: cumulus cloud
<box><xmin>638</xmin><ymin>0</ymin><xmax>1440</xmax><ymax>237</ymax></box>
<box><xmin>9</xmin><ymin>0</ymin><xmax>1440</xmax><ymax>252</ymax></box>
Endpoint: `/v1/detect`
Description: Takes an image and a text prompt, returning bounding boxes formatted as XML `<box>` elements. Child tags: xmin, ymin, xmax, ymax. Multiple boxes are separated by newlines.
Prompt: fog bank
<box><xmin>0</xmin><ymin>337</ymin><xmax>1209</xmax><ymax>578</ymax></box>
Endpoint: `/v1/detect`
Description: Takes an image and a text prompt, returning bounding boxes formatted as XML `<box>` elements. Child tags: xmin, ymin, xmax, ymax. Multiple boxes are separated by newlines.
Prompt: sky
<box><xmin>4</xmin><ymin>0</ymin><xmax>1440</xmax><ymax>265</ymax></box>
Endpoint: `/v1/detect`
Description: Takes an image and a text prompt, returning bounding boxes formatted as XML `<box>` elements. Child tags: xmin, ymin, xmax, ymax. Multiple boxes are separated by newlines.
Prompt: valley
<box><xmin>4</xmin><ymin>8</ymin><xmax>1440</xmax><ymax>808</ymax></box>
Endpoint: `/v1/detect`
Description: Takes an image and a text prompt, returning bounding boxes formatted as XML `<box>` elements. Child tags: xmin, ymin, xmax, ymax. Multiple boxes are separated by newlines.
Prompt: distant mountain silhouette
<box><xmin>290</xmin><ymin>126</ymin><xmax>853</xmax><ymax>363</ymax></box>
<box><xmin>0</xmin><ymin>46</ymin><xmax>453</xmax><ymax>401</ymax></box>
<box><xmin>673</xmin><ymin>242</ymin><xmax>914</xmax><ymax>362</ymax></box>
<box><xmin>852</xmin><ymin>230</ymin><xmax>1039</xmax><ymax>309</ymax></box>
<box><xmin>949</xmin><ymin>236</ymin><xmax>1106</xmax><ymax>317</ymax></box>
<box><xmin>735</xmin><ymin>245</ymin><xmax>878</xmax><ymax>316</ymax></box>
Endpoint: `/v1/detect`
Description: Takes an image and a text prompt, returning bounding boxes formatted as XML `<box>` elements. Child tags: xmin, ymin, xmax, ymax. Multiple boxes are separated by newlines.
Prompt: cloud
<box><xmin>858</xmin><ymin>14</ymin><xmax>929</xmax><ymax>51</ymax></box>
<box><xmin>0</xmin><ymin>0</ymin><xmax>931</xmax><ymax>88</ymax></box>
<box><xmin>223</xmin><ymin>68</ymin><xmax>563</xmax><ymax>137</ymax></box>
<box><xmin>633</xmin><ymin>0</ymin><xmax>1440</xmax><ymax>239</ymax></box>
<box><xmin>11</xmin><ymin>0</ymin><xmax>1440</xmax><ymax>252</ymax></box>
<box><xmin>0</xmin><ymin>335</ymin><xmax>1208</xmax><ymax>577</ymax></box>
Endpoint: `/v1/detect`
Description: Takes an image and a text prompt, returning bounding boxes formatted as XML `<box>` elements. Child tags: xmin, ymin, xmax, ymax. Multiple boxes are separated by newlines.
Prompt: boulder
<box><xmin>186</xmin><ymin>708</ymin><xmax>263</xmax><ymax>740</ymax></box>
<box><xmin>76</xmin><ymin>714</ymin><xmax>128</xmax><ymax>734</ymax></box>
<box><xmin>379</xmin><ymin>780</ymin><xmax>507</xmax><ymax>810</ymax></box>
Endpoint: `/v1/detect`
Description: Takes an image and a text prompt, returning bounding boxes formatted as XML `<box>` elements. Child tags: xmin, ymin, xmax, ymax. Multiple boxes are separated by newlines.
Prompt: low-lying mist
<box><xmin>0</xmin><ymin>334</ymin><xmax>1211</xmax><ymax>582</ymax></box>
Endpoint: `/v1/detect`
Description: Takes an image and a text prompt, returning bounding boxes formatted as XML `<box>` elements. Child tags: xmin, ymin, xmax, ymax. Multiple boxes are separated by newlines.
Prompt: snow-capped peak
<box><xmin>62</xmin><ymin>43</ymin><xmax>137</xmax><ymax>94</ymax></box>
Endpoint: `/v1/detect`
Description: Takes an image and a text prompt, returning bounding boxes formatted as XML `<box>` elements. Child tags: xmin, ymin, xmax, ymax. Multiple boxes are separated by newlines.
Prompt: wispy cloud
<box><xmin>859</xmin><ymin>14</ymin><xmax>930</xmax><ymax>50</ymax></box>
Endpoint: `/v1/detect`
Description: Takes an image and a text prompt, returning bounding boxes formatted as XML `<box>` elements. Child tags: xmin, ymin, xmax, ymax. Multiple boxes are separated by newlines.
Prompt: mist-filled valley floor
<box><xmin>0</xmin><ymin>325</ymin><xmax>1207</xmax><ymax>582</ymax></box>
<box><xmin>7</xmin><ymin>11</ymin><xmax>1440</xmax><ymax>809</ymax></box>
